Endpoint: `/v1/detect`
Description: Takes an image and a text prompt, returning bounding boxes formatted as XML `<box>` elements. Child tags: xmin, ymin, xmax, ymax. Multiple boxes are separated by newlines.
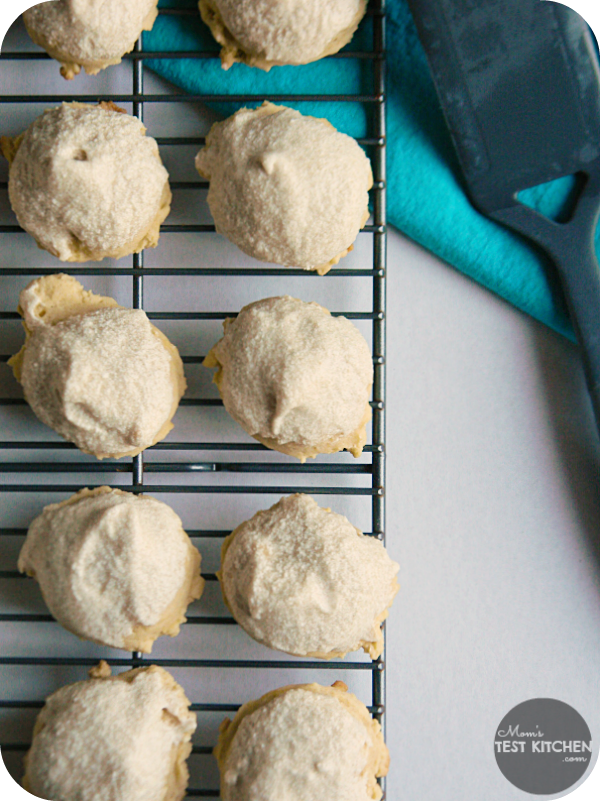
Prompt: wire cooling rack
<box><xmin>0</xmin><ymin>2</ymin><xmax>387</xmax><ymax>797</ymax></box>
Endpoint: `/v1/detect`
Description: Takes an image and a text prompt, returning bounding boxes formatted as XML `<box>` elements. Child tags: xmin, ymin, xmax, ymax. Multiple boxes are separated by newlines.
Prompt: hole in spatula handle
<box><xmin>517</xmin><ymin>173</ymin><xmax>588</xmax><ymax>224</ymax></box>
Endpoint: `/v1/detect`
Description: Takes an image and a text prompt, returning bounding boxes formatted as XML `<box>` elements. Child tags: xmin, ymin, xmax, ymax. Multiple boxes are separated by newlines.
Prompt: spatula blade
<box><xmin>407</xmin><ymin>0</ymin><xmax>600</xmax><ymax>212</ymax></box>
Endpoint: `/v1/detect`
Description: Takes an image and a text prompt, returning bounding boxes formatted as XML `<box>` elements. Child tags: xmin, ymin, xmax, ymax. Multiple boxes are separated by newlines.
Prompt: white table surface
<box><xmin>1</xmin><ymin>12</ymin><xmax>600</xmax><ymax>801</ymax></box>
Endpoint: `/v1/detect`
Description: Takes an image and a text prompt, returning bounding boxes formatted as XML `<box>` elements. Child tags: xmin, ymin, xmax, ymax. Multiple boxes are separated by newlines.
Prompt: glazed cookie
<box><xmin>204</xmin><ymin>296</ymin><xmax>373</xmax><ymax>461</ymax></box>
<box><xmin>9</xmin><ymin>274</ymin><xmax>186</xmax><ymax>458</ymax></box>
<box><xmin>18</xmin><ymin>487</ymin><xmax>204</xmax><ymax>653</ymax></box>
<box><xmin>199</xmin><ymin>0</ymin><xmax>367</xmax><ymax>70</ymax></box>
<box><xmin>23</xmin><ymin>662</ymin><xmax>197</xmax><ymax>801</ymax></box>
<box><xmin>23</xmin><ymin>0</ymin><xmax>160</xmax><ymax>79</ymax></box>
<box><xmin>219</xmin><ymin>494</ymin><xmax>399</xmax><ymax>659</ymax></box>
<box><xmin>195</xmin><ymin>103</ymin><xmax>372</xmax><ymax>273</ymax></box>
<box><xmin>1</xmin><ymin>102</ymin><xmax>171</xmax><ymax>261</ymax></box>
<box><xmin>215</xmin><ymin>681</ymin><xmax>389</xmax><ymax>801</ymax></box>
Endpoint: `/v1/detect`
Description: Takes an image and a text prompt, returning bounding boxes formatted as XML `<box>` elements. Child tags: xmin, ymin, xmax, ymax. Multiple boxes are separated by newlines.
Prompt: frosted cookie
<box><xmin>204</xmin><ymin>296</ymin><xmax>373</xmax><ymax>461</ymax></box>
<box><xmin>23</xmin><ymin>661</ymin><xmax>197</xmax><ymax>801</ymax></box>
<box><xmin>199</xmin><ymin>0</ymin><xmax>367</xmax><ymax>70</ymax></box>
<box><xmin>195</xmin><ymin>103</ymin><xmax>372</xmax><ymax>274</ymax></box>
<box><xmin>219</xmin><ymin>494</ymin><xmax>398</xmax><ymax>659</ymax></box>
<box><xmin>9</xmin><ymin>274</ymin><xmax>186</xmax><ymax>458</ymax></box>
<box><xmin>1</xmin><ymin>102</ymin><xmax>170</xmax><ymax>261</ymax></box>
<box><xmin>19</xmin><ymin>487</ymin><xmax>204</xmax><ymax>653</ymax></box>
<box><xmin>23</xmin><ymin>0</ymin><xmax>160</xmax><ymax>79</ymax></box>
<box><xmin>215</xmin><ymin>681</ymin><xmax>389</xmax><ymax>801</ymax></box>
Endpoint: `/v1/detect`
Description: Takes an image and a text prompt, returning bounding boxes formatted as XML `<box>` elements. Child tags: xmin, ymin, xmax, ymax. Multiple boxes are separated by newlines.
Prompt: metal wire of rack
<box><xmin>0</xmin><ymin>2</ymin><xmax>387</xmax><ymax>797</ymax></box>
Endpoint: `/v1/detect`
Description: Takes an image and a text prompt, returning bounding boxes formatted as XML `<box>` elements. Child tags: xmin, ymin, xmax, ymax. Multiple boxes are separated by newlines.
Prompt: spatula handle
<box><xmin>492</xmin><ymin>163</ymin><xmax>600</xmax><ymax>435</ymax></box>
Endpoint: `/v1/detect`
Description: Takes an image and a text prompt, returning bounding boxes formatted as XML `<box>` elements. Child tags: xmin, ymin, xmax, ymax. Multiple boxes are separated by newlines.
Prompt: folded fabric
<box><xmin>145</xmin><ymin>0</ymin><xmax>600</xmax><ymax>341</ymax></box>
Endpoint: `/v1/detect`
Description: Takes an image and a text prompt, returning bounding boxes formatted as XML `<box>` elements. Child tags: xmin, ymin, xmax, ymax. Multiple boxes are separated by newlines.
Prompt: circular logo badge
<box><xmin>495</xmin><ymin>699</ymin><xmax>593</xmax><ymax>795</ymax></box>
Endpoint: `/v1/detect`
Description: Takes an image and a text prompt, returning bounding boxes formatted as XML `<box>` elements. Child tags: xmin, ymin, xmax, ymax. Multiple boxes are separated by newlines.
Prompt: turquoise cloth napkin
<box><xmin>145</xmin><ymin>0</ymin><xmax>600</xmax><ymax>341</ymax></box>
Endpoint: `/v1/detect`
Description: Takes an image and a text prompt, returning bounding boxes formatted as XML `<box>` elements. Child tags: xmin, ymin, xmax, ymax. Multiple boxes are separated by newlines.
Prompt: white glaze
<box><xmin>24</xmin><ymin>666</ymin><xmax>197</xmax><ymax>801</ymax></box>
<box><xmin>205</xmin><ymin>296</ymin><xmax>373</xmax><ymax>454</ymax></box>
<box><xmin>19</xmin><ymin>488</ymin><xmax>200</xmax><ymax>650</ymax></box>
<box><xmin>222</xmin><ymin>494</ymin><xmax>399</xmax><ymax>657</ymax></box>
<box><xmin>24</xmin><ymin>0</ymin><xmax>159</xmax><ymax>71</ymax></box>
<box><xmin>222</xmin><ymin>688</ymin><xmax>379</xmax><ymax>800</ymax></box>
<box><xmin>204</xmin><ymin>0</ymin><xmax>366</xmax><ymax>65</ymax></box>
<box><xmin>8</xmin><ymin>103</ymin><xmax>169</xmax><ymax>260</ymax></box>
<box><xmin>196</xmin><ymin>103</ymin><xmax>372</xmax><ymax>271</ymax></box>
<box><xmin>20</xmin><ymin>306</ymin><xmax>178</xmax><ymax>456</ymax></box>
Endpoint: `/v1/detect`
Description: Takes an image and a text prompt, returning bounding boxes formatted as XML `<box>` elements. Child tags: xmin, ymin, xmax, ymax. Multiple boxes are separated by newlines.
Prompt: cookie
<box><xmin>9</xmin><ymin>274</ymin><xmax>186</xmax><ymax>458</ymax></box>
<box><xmin>19</xmin><ymin>487</ymin><xmax>204</xmax><ymax>653</ymax></box>
<box><xmin>219</xmin><ymin>494</ymin><xmax>398</xmax><ymax>659</ymax></box>
<box><xmin>203</xmin><ymin>296</ymin><xmax>373</xmax><ymax>461</ymax></box>
<box><xmin>195</xmin><ymin>103</ymin><xmax>372</xmax><ymax>273</ymax></box>
<box><xmin>23</xmin><ymin>662</ymin><xmax>197</xmax><ymax>801</ymax></box>
<box><xmin>1</xmin><ymin>102</ymin><xmax>171</xmax><ymax>261</ymax></box>
<box><xmin>215</xmin><ymin>681</ymin><xmax>389</xmax><ymax>801</ymax></box>
<box><xmin>23</xmin><ymin>0</ymin><xmax>160</xmax><ymax>79</ymax></box>
<box><xmin>199</xmin><ymin>0</ymin><xmax>367</xmax><ymax>70</ymax></box>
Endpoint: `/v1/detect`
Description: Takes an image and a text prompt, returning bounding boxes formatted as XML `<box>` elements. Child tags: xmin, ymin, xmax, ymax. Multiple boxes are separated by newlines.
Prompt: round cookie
<box><xmin>215</xmin><ymin>681</ymin><xmax>389</xmax><ymax>801</ymax></box>
<box><xmin>219</xmin><ymin>494</ymin><xmax>399</xmax><ymax>659</ymax></box>
<box><xmin>23</xmin><ymin>0</ymin><xmax>160</xmax><ymax>79</ymax></box>
<box><xmin>199</xmin><ymin>0</ymin><xmax>367</xmax><ymax>70</ymax></box>
<box><xmin>1</xmin><ymin>102</ymin><xmax>171</xmax><ymax>262</ymax></box>
<box><xmin>9</xmin><ymin>274</ymin><xmax>186</xmax><ymax>458</ymax></box>
<box><xmin>23</xmin><ymin>662</ymin><xmax>197</xmax><ymax>801</ymax></box>
<box><xmin>195</xmin><ymin>103</ymin><xmax>372</xmax><ymax>274</ymax></box>
<box><xmin>18</xmin><ymin>487</ymin><xmax>204</xmax><ymax>653</ymax></box>
<box><xmin>203</xmin><ymin>296</ymin><xmax>373</xmax><ymax>461</ymax></box>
